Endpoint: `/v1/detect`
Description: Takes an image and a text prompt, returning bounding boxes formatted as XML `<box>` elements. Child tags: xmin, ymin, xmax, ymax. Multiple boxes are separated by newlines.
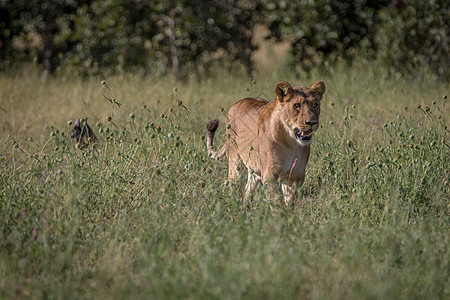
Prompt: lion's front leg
<box><xmin>281</xmin><ymin>182</ymin><xmax>297</xmax><ymax>206</ymax></box>
<box><xmin>244</xmin><ymin>171</ymin><xmax>261</xmax><ymax>203</ymax></box>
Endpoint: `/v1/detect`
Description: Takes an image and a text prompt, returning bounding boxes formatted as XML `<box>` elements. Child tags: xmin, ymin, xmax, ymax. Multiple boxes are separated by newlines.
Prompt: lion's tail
<box><xmin>206</xmin><ymin>119</ymin><xmax>226</xmax><ymax>159</ymax></box>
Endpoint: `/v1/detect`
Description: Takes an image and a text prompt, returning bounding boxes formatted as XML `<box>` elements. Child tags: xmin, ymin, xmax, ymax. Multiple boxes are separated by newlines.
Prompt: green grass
<box><xmin>0</xmin><ymin>65</ymin><xmax>448</xmax><ymax>299</ymax></box>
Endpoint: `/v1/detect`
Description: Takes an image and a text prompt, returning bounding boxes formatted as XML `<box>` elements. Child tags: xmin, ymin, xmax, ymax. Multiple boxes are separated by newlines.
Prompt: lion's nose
<box><xmin>306</xmin><ymin>121</ymin><xmax>318</xmax><ymax>126</ymax></box>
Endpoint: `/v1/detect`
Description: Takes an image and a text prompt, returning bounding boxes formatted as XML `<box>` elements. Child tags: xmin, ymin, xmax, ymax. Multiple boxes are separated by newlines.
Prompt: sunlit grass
<box><xmin>0</xmin><ymin>64</ymin><xmax>448</xmax><ymax>299</ymax></box>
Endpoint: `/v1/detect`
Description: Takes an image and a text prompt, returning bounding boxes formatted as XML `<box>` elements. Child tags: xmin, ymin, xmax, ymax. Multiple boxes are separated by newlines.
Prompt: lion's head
<box><xmin>275</xmin><ymin>80</ymin><xmax>326</xmax><ymax>146</ymax></box>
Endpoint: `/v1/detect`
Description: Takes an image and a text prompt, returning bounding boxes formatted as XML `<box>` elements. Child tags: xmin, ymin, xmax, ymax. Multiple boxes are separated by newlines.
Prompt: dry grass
<box><xmin>0</xmin><ymin>64</ymin><xmax>448</xmax><ymax>299</ymax></box>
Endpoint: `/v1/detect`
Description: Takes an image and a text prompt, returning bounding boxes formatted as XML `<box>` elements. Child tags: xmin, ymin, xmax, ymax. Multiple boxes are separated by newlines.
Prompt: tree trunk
<box><xmin>40</xmin><ymin>7</ymin><xmax>56</xmax><ymax>81</ymax></box>
<box><xmin>161</xmin><ymin>14</ymin><xmax>181</xmax><ymax>80</ymax></box>
<box><xmin>226</xmin><ymin>0</ymin><xmax>255</xmax><ymax>77</ymax></box>
<box><xmin>41</xmin><ymin>27</ymin><xmax>53</xmax><ymax>81</ymax></box>
<box><xmin>242</xmin><ymin>27</ymin><xmax>254</xmax><ymax>77</ymax></box>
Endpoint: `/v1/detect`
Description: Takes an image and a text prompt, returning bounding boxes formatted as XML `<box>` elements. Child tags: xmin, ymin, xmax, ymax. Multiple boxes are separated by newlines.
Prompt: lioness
<box><xmin>206</xmin><ymin>80</ymin><xmax>325</xmax><ymax>205</ymax></box>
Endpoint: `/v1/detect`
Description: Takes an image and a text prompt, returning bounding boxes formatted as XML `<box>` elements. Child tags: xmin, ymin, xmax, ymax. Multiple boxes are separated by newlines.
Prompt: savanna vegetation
<box><xmin>0</xmin><ymin>0</ymin><xmax>449</xmax><ymax>299</ymax></box>
<box><xmin>0</xmin><ymin>63</ymin><xmax>448</xmax><ymax>299</ymax></box>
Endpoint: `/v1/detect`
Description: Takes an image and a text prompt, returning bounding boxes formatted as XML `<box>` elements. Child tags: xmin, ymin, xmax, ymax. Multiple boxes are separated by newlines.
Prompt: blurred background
<box><xmin>0</xmin><ymin>0</ymin><xmax>448</xmax><ymax>80</ymax></box>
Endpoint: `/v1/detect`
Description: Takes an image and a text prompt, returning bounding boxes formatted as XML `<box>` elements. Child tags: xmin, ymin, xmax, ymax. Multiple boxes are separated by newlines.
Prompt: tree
<box><xmin>376</xmin><ymin>0</ymin><xmax>449</xmax><ymax>77</ymax></box>
<box><xmin>1</xmin><ymin>0</ymin><xmax>447</xmax><ymax>79</ymax></box>
<box><xmin>268</xmin><ymin>0</ymin><xmax>387</xmax><ymax>72</ymax></box>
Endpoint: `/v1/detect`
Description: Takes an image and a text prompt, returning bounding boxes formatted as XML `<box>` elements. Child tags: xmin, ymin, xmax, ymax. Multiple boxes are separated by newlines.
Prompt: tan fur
<box><xmin>207</xmin><ymin>80</ymin><xmax>325</xmax><ymax>205</ymax></box>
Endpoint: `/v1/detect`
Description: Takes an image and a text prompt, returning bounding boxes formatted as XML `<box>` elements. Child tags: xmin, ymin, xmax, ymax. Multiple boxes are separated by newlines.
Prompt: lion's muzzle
<box><xmin>294</xmin><ymin>128</ymin><xmax>312</xmax><ymax>141</ymax></box>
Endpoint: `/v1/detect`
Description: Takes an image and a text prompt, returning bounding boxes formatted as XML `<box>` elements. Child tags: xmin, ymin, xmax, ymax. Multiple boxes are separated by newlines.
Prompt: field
<box><xmin>0</xmin><ymin>65</ymin><xmax>448</xmax><ymax>299</ymax></box>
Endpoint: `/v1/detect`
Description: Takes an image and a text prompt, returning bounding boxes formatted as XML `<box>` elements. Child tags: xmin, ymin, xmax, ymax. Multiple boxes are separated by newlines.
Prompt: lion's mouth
<box><xmin>294</xmin><ymin>128</ymin><xmax>312</xmax><ymax>141</ymax></box>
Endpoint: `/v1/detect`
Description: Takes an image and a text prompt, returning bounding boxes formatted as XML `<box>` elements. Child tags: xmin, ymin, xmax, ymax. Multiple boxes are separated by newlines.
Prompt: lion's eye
<box><xmin>313</xmin><ymin>102</ymin><xmax>319</xmax><ymax>109</ymax></box>
<box><xmin>293</xmin><ymin>103</ymin><xmax>301</xmax><ymax>109</ymax></box>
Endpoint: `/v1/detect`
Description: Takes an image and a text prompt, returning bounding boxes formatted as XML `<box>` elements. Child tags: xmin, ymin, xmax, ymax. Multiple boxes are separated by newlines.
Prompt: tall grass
<box><xmin>0</xmin><ymin>65</ymin><xmax>448</xmax><ymax>299</ymax></box>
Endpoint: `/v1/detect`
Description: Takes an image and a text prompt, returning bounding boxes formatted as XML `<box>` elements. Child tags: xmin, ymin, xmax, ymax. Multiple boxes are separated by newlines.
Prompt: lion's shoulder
<box><xmin>233</xmin><ymin>97</ymin><xmax>269</xmax><ymax>108</ymax></box>
<box><xmin>228</xmin><ymin>97</ymin><xmax>269</xmax><ymax>118</ymax></box>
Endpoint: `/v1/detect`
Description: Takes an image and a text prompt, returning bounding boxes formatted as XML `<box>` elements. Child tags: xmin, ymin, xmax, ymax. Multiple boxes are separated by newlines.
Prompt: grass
<box><xmin>0</xmin><ymin>64</ymin><xmax>448</xmax><ymax>299</ymax></box>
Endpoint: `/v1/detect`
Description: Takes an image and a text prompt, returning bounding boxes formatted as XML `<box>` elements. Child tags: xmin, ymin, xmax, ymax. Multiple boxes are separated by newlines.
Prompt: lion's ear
<box><xmin>275</xmin><ymin>81</ymin><xmax>293</xmax><ymax>102</ymax></box>
<box><xmin>311</xmin><ymin>80</ymin><xmax>326</xmax><ymax>98</ymax></box>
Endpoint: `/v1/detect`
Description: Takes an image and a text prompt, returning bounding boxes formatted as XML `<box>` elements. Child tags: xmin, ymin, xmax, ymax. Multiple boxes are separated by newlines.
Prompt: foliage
<box><xmin>375</xmin><ymin>0</ymin><xmax>449</xmax><ymax>77</ymax></box>
<box><xmin>0</xmin><ymin>0</ymin><xmax>85</xmax><ymax>74</ymax></box>
<box><xmin>272</xmin><ymin>0</ymin><xmax>384</xmax><ymax>72</ymax></box>
<box><xmin>0</xmin><ymin>0</ymin><xmax>448</xmax><ymax>78</ymax></box>
<box><xmin>0</xmin><ymin>66</ymin><xmax>448</xmax><ymax>298</ymax></box>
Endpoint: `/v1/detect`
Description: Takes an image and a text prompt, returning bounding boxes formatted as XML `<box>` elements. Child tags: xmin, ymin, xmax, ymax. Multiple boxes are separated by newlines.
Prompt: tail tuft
<box><xmin>207</xmin><ymin>119</ymin><xmax>219</xmax><ymax>133</ymax></box>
